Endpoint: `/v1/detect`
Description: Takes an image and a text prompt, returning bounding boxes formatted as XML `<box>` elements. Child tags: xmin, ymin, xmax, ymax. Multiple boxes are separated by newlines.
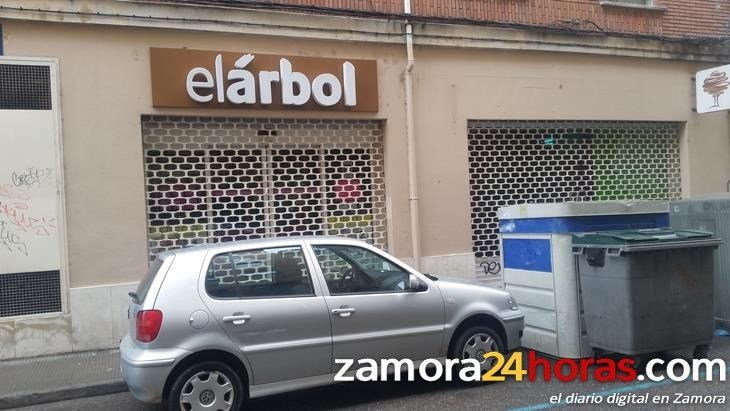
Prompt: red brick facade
<box><xmin>411</xmin><ymin>0</ymin><xmax>729</xmax><ymax>38</ymax></box>
<box><xmin>413</xmin><ymin>0</ymin><xmax>665</xmax><ymax>36</ymax></box>
<box><xmin>261</xmin><ymin>0</ymin><xmax>402</xmax><ymax>13</ymax></box>
<box><xmin>661</xmin><ymin>0</ymin><xmax>729</xmax><ymax>37</ymax></box>
<box><xmin>150</xmin><ymin>1</ymin><xmax>730</xmax><ymax>38</ymax></box>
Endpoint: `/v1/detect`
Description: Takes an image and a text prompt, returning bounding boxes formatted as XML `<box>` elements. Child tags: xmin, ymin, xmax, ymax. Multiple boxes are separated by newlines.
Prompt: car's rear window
<box><xmin>135</xmin><ymin>258</ymin><xmax>164</xmax><ymax>303</ymax></box>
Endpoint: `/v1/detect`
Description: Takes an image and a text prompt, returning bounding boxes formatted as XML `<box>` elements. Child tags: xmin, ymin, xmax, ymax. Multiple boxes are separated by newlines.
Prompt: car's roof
<box><xmin>157</xmin><ymin>235</ymin><xmax>367</xmax><ymax>258</ymax></box>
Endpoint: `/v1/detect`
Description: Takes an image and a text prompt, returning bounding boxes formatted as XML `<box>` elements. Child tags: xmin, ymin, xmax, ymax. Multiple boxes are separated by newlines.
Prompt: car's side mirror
<box><xmin>408</xmin><ymin>274</ymin><xmax>427</xmax><ymax>292</ymax></box>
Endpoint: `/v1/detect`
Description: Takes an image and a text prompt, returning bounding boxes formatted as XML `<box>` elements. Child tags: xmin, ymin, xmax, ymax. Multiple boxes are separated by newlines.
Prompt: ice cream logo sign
<box><xmin>150</xmin><ymin>48</ymin><xmax>378</xmax><ymax>112</ymax></box>
<box><xmin>696</xmin><ymin>64</ymin><xmax>730</xmax><ymax>114</ymax></box>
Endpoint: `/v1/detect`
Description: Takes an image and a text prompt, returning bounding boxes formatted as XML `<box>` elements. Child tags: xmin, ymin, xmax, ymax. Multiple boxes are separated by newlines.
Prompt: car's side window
<box><xmin>312</xmin><ymin>245</ymin><xmax>412</xmax><ymax>295</ymax></box>
<box><xmin>205</xmin><ymin>246</ymin><xmax>314</xmax><ymax>299</ymax></box>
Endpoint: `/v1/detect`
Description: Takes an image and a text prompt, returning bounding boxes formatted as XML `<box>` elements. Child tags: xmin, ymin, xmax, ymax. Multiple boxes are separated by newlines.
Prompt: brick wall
<box><xmin>411</xmin><ymin>0</ymin><xmax>729</xmax><ymax>38</ymax></box>
<box><xmin>144</xmin><ymin>0</ymin><xmax>404</xmax><ymax>14</ymax></box>
<box><xmin>662</xmin><ymin>0</ymin><xmax>730</xmax><ymax>37</ymax></box>
<box><xmin>267</xmin><ymin>0</ymin><xmax>401</xmax><ymax>13</ymax></box>
<box><xmin>145</xmin><ymin>1</ymin><xmax>730</xmax><ymax>38</ymax></box>
<box><xmin>414</xmin><ymin>0</ymin><xmax>665</xmax><ymax>36</ymax></box>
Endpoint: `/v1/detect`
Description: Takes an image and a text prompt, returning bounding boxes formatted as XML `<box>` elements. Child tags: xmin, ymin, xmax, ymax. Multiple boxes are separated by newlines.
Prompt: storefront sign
<box><xmin>150</xmin><ymin>48</ymin><xmax>378</xmax><ymax>112</ymax></box>
<box><xmin>696</xmin><ymin>64</ymin><xmax>730</xmax><ymax>113</ymax></box>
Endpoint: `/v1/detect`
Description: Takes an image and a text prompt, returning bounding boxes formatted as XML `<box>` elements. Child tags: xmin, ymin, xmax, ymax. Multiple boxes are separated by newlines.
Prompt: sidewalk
<box><xmin>1</xmin><ymin>336</ymin><xmax>728</xmax><ymax>410</ymax></box>
<box><xmin>0</xmin><ymin>350</ymin><xmax>126</xmax><ymax>410</ymax></box>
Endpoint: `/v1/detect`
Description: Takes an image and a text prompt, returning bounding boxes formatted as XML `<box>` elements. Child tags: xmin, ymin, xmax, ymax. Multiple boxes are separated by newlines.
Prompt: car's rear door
<box><xmin>304</xmin><ymin>240</ymin><xmax>445</xmax><ymax>364</ymax></box>
<box><xmin>199</xmin><ymin>241</ymin><xmax>332</xmax><ymax>385</ymax></box>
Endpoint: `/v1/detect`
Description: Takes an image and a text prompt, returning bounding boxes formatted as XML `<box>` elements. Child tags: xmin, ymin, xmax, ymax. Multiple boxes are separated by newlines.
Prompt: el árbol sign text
<box><xmin>150</xmin><ymin>48</ymin><xmax>378</xmax><ymax>112</ymax></box>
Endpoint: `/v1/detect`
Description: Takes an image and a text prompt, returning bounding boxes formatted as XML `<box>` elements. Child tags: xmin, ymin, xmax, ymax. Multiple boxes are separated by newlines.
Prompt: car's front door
<box><xmin>305</xmin><ymin>241</ymin><xmax>445</xmax><ymax>365</ymax></box>
<box><xmin>200</xmin><ymin>243</ymin><xmax>332</xmax><ymax>385</ymax></box>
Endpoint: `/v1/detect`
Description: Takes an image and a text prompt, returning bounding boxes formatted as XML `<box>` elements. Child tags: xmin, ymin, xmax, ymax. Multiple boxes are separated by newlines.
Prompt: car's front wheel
<box><xmin>168</xmin><ymin>361</ymin><xmax>245</xmax><ymax>411</ymax></box>
<box><xmin>450</xmin><ymin>325</ymin><xmax>505</xmax><ymax>375</ymax></box>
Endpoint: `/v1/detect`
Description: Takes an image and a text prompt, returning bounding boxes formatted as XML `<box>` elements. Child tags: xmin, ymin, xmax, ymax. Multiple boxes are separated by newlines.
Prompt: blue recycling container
<box><xmin>498</xmin><ymin>201</ymin><xmax>669</xmax><ymax>358</ymax></box>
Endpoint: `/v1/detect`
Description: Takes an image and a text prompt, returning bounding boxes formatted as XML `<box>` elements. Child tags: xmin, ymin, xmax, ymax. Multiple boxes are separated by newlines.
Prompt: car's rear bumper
<box><xmin>502</xmin><ymin>314</ymin><xmax>525</xmax><ymax>351</ymax></box>
<box><xmin>119</xmin><ymin>335</ymin><xmax>191</xmax><ymax>403</ymax></box>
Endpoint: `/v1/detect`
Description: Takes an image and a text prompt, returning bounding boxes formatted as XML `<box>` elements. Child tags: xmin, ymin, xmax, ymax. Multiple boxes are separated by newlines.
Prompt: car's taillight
<box><xmin>136</xmin><ymin>310</ymin><xmax>163</xmax><ymax>343</ymax></box>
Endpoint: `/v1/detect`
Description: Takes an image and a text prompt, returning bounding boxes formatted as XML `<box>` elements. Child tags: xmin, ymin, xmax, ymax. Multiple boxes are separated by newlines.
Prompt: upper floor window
<box><xmin>600</xmin><ymin>0</ymin><xmax>659</xmax><ymax>8</ymax></box>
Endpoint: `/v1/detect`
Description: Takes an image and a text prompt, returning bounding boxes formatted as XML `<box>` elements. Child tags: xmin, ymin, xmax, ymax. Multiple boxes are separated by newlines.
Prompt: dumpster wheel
<box><xmin>591</xmin><ymin>348</ymin><xmax>606</xmax><ymax>359</ymax></box>
<box><xmin>631</xmin><ymin>353</ymin><xmax>660</xmax><ymax>373</ymax></box>
<box><xmin>693</xmin><ymin>344</ymin><xmax>710</xmax><ymax>360</ymax></box>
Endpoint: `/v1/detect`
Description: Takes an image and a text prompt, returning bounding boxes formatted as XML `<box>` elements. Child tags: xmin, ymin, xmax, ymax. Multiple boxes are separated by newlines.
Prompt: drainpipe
<box><xmin>404</xmin><ymin>0</ymin><xmax>422</xmax><ymax>270</ymax></box>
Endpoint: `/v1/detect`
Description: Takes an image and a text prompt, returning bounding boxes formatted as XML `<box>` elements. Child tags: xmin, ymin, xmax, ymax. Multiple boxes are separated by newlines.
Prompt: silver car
<box><xmin>121</xmin><ymin>236</ymin><xmax>524</xmax><ymax>410</ymax></box>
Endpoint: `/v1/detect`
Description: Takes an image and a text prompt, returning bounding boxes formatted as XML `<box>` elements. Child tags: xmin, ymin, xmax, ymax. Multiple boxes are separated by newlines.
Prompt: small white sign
<box><xmin>696</xmin><ymin>64</ymin><xmax>730</xmax><ymax>113</ymax></box>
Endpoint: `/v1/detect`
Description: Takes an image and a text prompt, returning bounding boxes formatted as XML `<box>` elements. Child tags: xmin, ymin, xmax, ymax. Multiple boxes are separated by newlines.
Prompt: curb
<box><xmin>0</xmin><ymin>381</ymin><xmax>128</xmax><ymax>410</ymax></box>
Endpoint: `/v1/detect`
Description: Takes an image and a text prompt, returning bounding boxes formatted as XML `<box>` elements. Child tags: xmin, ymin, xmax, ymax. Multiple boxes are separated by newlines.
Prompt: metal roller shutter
<box><xmin>142</xmin><ymin>116</ymin><xmax>387</xmax><ymax>260</ymax></box>
<box><xmin>468</xmin><ymin>120</ymin><xmax>682</xmax><ymax>276</ymax></box>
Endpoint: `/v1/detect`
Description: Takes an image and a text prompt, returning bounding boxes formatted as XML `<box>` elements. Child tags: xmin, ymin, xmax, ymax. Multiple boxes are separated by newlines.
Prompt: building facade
<box><xmin>1</xmin><ymin>0</ymin><xmax>729</xmax><ymax>358</ymax></box>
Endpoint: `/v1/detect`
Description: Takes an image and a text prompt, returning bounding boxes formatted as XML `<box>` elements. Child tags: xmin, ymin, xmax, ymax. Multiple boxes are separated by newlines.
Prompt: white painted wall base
<box><xmin>420</xmin><ymin>253</ymin><xmax>477</xmax><ymax>280</ymax></box>
<box><xmin>0</xmin><ymin>282</ymin><xmax>137</xmax><ymax>359</ymax></box>
<box><xmin>397</xmin><ymin>253</ymin><xmax>477</xmax><ymax>280</ymax></box>
<box><xmin>70</xmin><ymin>283</ymin><xmax>139</xmax><ymax>351</ymax></box>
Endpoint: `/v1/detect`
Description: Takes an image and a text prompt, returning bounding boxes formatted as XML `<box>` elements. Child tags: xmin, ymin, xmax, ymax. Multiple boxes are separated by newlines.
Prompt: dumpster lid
<box><xmin>573</xmin><ymin>228</ymin><xmax>721</xmax><ymax>250</ymax></box>
<box><xmin>671</xmin><ymin>192</ymin><xmax>730</xmax><ymax>202</ymax></box>
<box><xmin>497</xmin><ymin>201</ymin><xmax>668</xmax><ymax>220</ymax></box>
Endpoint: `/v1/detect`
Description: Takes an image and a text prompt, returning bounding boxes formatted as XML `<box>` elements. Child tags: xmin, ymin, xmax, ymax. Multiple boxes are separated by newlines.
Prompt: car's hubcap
<box><xmin>180</xmin><ymin>371</ymin><xmax>234</xmax><ymax>411</ymax></box>
<box><xmin>462</xmin><ymin>333</ymin><xmax>499</xmax><ymax>371</ymax></box>
<box><xmin>199</xmin><ymin>389</ymin><xmax>215</xmax><ymax>405</ymax></box>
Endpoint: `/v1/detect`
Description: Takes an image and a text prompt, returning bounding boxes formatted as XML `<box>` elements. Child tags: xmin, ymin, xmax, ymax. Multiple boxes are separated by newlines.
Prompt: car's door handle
<box><xmin>331</xmin><ymin>307</ymin><xmax>356</xmax><ymax>317</ymax></box>
<box><xmin>222</xmin><ymin>314</ymin><xmax>251</xmax><ymax>325</ymax></box>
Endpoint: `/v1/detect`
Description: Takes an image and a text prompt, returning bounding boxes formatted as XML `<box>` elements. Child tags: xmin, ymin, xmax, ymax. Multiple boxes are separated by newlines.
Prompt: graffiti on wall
<box><xmin>0</xmin><ymin>167</ymin><xmax>57</xmax><ymax>257</ymax></box>
<box><xmin>11</xmin><ymin>167</ymin><xmax>53</xmax><ymax>189</ymax></box>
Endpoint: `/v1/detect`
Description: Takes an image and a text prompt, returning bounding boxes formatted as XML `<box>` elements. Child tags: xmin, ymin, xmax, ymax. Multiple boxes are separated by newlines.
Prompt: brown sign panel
<box><xmin>150</xmin><ymin>47</ymin><xmax>378</xmax><ymax>112</ymax></box>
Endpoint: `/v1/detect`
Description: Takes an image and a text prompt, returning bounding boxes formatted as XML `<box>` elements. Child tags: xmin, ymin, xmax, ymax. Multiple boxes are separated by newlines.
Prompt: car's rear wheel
<box><xmin>168</xmin><ymin>361</ymin><xmax>245</xmax><ymax>411</ymax></box>
<box><xmin>450</xmin><ymin>325</ymin><xmax>506</xmax><ymax>375</ymax></box>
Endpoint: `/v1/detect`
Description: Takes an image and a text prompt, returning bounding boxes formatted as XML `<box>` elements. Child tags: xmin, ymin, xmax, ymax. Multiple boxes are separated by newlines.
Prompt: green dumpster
<box><xmin>572</xmin><ymin>228</ymin><xmax>721</xmax><ymax>357</ymax></box>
